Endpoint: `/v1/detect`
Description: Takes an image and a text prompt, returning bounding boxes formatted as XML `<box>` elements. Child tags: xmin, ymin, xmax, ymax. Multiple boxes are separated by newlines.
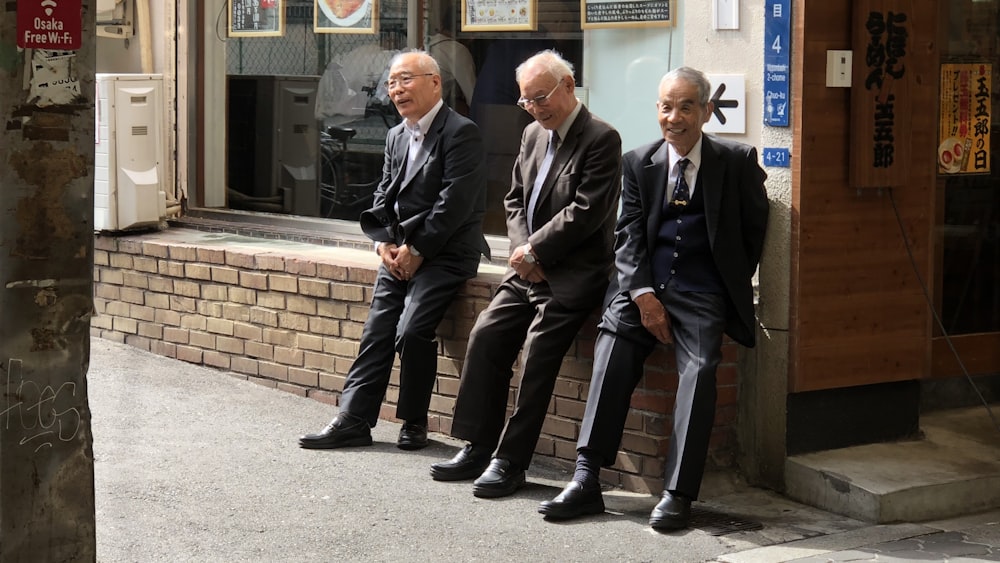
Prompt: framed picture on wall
<box><xmin>315</xmin><ymin>0</ymin><xmax>379</xmax><ymax>34</ymax></box>
<box><xmin>581</xmin><ymin>0</ymin><xmax>674</xmax><ymax>29</ymax></box>
<box><xmin>461</xmin><ymin>0</ymin><xmax>537</xmax><ymax>32</ymax></box>
<box><xmin>229</xmin><ymin>0</ymin><xmax>285</xmax><ymax>37</ymax></box>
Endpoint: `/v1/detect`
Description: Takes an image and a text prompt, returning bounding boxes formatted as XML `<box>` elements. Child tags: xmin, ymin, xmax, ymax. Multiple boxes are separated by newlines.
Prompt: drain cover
<box><xmin>689</xmin><ymin>507</ymin><xmax>764</xmax><ymax>536</ymax></box>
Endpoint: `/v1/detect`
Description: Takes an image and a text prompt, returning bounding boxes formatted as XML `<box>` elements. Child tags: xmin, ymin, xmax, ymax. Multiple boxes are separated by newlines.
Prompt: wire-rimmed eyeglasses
<box><xmin>384</xmin><ymin>73</ymin><xmax>434</xmax><ymax>90</ymax></box>
<box><xmin>516</xmin><ymin>82</ymin><xmax>561</xmax><ymax>110</ymax></box>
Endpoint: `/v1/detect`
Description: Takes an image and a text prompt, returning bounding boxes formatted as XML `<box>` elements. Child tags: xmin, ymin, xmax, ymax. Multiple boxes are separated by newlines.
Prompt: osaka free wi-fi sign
<box><xmin>18</xmin><ymin>0</ymin><xmax>83</xmax><ymax>50</ymax></box>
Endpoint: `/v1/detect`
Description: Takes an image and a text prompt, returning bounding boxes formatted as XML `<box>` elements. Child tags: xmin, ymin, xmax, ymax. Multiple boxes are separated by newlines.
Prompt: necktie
<box><xmin>670</xmin><ymin>158</ymin><xmax>691</xmax><ymax>209</ymax></box>
<box><xmin>527</xmin><ymin>131</ymin><xmax>558</xmax><ymax>233</ymax></box>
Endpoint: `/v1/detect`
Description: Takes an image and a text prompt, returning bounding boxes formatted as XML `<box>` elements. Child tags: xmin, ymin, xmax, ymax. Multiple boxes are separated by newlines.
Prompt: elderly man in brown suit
<box><xmin>430</xmin><ymin>49</ymin><xmax>623</xmax><ymax>498</ymax></box>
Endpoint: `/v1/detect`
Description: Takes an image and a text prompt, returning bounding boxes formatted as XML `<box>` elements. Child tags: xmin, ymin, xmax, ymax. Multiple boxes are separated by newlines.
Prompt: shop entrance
<box><xmin>932</xmin><ymin>0</ymin><xmax>1000</xmax><ymax>385</ymax></box>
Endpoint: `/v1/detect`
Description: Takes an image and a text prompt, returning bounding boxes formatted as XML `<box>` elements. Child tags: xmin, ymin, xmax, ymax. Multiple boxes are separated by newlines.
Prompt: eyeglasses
<box><xmin>516</xmin><ymin>82</ymin><xmax>562</xmax><ymax>110</ymax></box>
<box><xmin>384</xmin><ymin>73</ymin><xmax>434</xmax><ymax>90</ymax></box>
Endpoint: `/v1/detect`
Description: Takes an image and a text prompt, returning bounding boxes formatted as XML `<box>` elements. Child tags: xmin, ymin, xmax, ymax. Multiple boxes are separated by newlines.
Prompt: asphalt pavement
<box><xmin>90</xmin><ymin>337</ymin><xmax>1000</xmax><ymax>562</ymax></box>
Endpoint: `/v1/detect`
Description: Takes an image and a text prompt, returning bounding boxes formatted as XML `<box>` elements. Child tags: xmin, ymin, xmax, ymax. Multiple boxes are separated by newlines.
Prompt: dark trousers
<box><xmin>578</xmin><ymin>280</ymin><xmax>726</xmax><ymax>499</ymax></box>
<box><xmin>338</xmin><ymin>259</ymin><xmax>471</xmax><ymax>427</ymax></box>
<box><xmin>451</xmin><ymin>277</ymin><xmax>593</xmax><ymax>469</ymax></box>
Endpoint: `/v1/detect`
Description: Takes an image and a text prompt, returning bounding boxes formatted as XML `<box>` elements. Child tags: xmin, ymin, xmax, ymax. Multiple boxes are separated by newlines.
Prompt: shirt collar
<box><xmin>552</xmin><ymin>100</ymin><xmax>583</xmax><ymax>144</ymax></box>
<box><xmin>406</xmin><ymin>99</ymin><xmax>445</xmax><ymax>137</ymax></box>
<box><xmin>668</xmin><ymin>134</ymin><xmax>704</xmax><ymax>172</ymax></box>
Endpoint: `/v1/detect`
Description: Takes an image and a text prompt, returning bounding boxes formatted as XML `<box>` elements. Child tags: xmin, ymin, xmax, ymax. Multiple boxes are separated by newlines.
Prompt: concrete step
<box><xmin>785</xmin><ymin>405</ymin><xmax>1000</xmax><ymax>523</ymax></box>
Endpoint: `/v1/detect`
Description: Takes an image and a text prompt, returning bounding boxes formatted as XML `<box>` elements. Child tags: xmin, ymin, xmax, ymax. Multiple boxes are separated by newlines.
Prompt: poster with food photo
<box><xmin>461</xmin><ymin>0</ymin><xmax>536</xmax><ymax>31</ymax></box>
<box><xmin>939</xmin><ymin>63</ymin><xmax>992</xmax><ymax>175</ymax></box>
<box><xmin>315</xmin><ymin>0</ymin><xmax>378</xmax><ymax>34</ymax></box>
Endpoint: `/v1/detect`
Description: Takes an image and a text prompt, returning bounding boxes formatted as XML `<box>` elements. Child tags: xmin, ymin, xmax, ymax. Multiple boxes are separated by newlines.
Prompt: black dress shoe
<box><xmin>472</xmin><ymin>458</ymin><xmax>525</xmax><ymax>498</ymax></box>
<box><xmin>538</xmin><ymin>481</ymin><xmax>605</xmax><ymax>519</ymax></box>
<box><xmin>430</xmin><ymin>444</ymin><xmax>491</xmax><ymax>481</ymax></box>
<box><xmin>298</xmin><ymin>413</ymin><xmax>372</xmax><ymax>450</ymax></box>
<box><xmin>649</xmin><ymin>491</ymin><xmax>692</xmax><ymax>531</ymax></box>
<box><xmin>397</xmin><ymin>422</ymin><xmax>428</xmax><ymax>450</ymax></box>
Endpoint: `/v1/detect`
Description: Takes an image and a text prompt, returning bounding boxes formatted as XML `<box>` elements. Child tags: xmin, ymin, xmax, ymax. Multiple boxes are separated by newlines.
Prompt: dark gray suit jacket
<box><xmin>613</xmin><ymin>135</ymin><xmax>769</xmax><ymax>347</ymax></box>
<box><xmin>504</xmin><ymin>105</ymin><xmax>622</xmax><ymax>310</ymax></box>
<box><xmin>360</xmin><ymin>105</ymin><xmax>489</xmax><ymax>268</ymax></box>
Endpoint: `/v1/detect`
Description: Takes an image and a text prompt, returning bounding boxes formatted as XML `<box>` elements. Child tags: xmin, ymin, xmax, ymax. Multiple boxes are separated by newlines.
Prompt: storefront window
<box><xmin>222</xmin><ymin>0</ymin><xmax>583</xmax><ymax>236</ymax></box>
<box><xmin>937</xmin><ymin>0</ymin><xmax>1000</xmax><ymax>334</ymax></box>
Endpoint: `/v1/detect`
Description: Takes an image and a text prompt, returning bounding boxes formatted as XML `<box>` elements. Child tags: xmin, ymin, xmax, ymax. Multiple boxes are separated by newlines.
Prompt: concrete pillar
<box><xmin>1</xmin><ymin>2</ymin><xmax>97</xmax><ymax>561</ymax></box>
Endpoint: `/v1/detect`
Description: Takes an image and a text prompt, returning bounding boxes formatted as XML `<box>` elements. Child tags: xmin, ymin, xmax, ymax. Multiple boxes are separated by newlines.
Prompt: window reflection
<box><xmin>224</xmin><ymin>0</ymin><xmax>583</xmax><ymax>236</ymax></box>
<box><xmin>938</xmin><ymin>0</ymin><xmax>1000</xmax><ymax>334</ymax></box>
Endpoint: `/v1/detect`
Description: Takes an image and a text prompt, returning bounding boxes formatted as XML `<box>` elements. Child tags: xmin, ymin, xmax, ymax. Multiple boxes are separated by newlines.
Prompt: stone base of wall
<box><xmin>92</xmin><ymin>228</ymin><xmax>740</xmax><ymax>494</ymax></box>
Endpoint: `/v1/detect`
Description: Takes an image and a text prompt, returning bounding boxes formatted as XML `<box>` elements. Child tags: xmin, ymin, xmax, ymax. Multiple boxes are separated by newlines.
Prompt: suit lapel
<box><xmin>401</xmin><ymin>106</ymin><xmax>449</xmax><ymax>189</ymax></box>
<box><xmin>383</xmin><ymin>127</ymin><xmax>408</xmax><ymax>209</ymax></box>
<box><xmin>645</xmin><ymin>140</ymin><xmax>670</xmax><ymax>252</ymax></box>
<box><xmin>530</xmin><ymin>106</ymin><xmax>590</xmax><ymax>225</ymax></box>
<box><xmin>698</xmin><ymin>135</ymin><xmax>723</xmax><ymax>245</ymax></box>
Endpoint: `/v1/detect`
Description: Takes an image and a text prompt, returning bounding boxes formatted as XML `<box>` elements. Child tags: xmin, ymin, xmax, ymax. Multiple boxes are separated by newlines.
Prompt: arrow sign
<box><xmin>704</xmin><ymin>74</ymin><xmax>746</xmax><ymax>134</ymax></box>
<box><xmin>711</xmin><ymin>84</ymin><xmax>739</xmax><ymax>125</ymax></box>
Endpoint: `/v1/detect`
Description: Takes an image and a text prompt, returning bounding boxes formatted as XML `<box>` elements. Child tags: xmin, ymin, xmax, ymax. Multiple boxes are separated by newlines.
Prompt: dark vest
<box><xmin>651</xmin><ymin>184</ymin><xmax>725</xmax><ymax>294</ymax></box>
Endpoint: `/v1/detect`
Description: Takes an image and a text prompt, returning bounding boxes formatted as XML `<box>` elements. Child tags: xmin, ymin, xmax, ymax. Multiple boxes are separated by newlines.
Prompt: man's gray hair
<box><xmin>390</xmin><ymin>49</ymin><xmax>442</xmax><ymax>76</ymax></box>
<box><xmin>515</xmin><ymin>49</ymin><xmax>575</xmax><ymax>84</ymax></box>
<box><xmin>661</xmin><ymin>67</ymin><xmax>712</xmax><ymax>106</ymax></box>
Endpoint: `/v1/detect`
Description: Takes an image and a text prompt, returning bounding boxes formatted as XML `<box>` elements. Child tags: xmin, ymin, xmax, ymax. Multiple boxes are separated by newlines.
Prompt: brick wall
<box><xmin>91</xmin><ymin>230</ymin><xmax>741</xmax><ymax>494</ymax></box>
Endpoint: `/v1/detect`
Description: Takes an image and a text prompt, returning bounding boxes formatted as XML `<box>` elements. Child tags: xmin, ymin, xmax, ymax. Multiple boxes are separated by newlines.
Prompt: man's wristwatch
<box><xmin>409</xmin><ymin>245</ymin><xmax>421</xmax><ymax>257</ymax></box>
<box><xmin>523</xmin><ymin>252</ymin><xmax>536</xmax><ymax>264</ymax></box>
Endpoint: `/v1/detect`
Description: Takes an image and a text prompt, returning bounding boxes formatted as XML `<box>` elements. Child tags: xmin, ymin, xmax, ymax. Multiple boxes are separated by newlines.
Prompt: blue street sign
<box><xmin>764</xmin><ymin>0</ymin><xmax>791</xmax><ymax>127</ymax></box>
<box><xmin>762</xmin><ymin>148</ymin><xmax>791</xmax><ymax>168</ymax></box>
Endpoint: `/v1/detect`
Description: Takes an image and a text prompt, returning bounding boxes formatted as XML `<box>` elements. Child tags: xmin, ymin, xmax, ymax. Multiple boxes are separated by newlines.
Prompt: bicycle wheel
<box><xmin>319</xmin><ymin>145</ymin><xmax>341</xmax><ymax>219</ymax></box>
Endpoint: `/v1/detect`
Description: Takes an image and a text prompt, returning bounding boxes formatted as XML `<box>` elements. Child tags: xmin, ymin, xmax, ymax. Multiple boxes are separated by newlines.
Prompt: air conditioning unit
<box><xmin>95</xmin><ymin>73</ymin><xmax>168</xmax><ymax>231</ymax></box>
<box><xmin>227</xmin><ymin>75</ymin><xmax>320</xmax><ymax>216</ymax></box>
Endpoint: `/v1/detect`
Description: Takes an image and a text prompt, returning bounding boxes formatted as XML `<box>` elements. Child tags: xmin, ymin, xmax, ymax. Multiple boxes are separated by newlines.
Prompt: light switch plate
<box><xmin>826</xmin><ymin>50</ymin><xmax>852</xmax><ymax>87</ymax></box>
<box><xmin>713</xmin><ymin>0</ymin><xmax>739</xmax><ymax>30</ymax></box>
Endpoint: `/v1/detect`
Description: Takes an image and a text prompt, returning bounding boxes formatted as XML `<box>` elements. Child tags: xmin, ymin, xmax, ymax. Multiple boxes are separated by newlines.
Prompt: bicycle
<box><xmin>318</xmin><ymin>85</ymin><xmax>399</xmax><ymax>220</ymax></box>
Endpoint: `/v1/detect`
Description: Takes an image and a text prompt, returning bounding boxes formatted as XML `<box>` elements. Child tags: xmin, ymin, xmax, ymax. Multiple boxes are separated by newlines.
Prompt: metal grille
<box><xmin>689</xmin><ymin>507</ymin><xmax>764</xmax><ymax>536</ymax></box>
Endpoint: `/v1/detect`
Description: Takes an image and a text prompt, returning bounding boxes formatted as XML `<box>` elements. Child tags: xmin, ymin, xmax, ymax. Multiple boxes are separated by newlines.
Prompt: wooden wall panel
<box><xmin>790</xmin><ymin>0</ymin><xmax>937</xmax><ymax>393</ymax></box>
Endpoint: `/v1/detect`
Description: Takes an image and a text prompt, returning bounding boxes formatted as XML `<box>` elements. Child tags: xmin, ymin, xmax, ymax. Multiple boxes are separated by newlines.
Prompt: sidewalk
<box><xmin>90</xmin><ymin>337</ymin><xmax>1000</xmax><ymax>562</ymax></box>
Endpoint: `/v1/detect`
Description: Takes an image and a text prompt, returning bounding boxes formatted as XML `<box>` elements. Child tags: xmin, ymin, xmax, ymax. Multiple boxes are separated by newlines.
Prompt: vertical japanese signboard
<box><xmin>938</xmin><ymin>63</ymin><xmax>992</xmax><ymax>175</ymax></box>
<box><xmin>763</xmin><ymin>0</ymin><xmax>790</xmax><ymax>127</ymax></box>
<box><xmin>17</xmin><ymin>0</ymin><xmax>83</xmax><ymax>50</ymax></box>
<box><xmin>849</xmin><ymin>0</ymin><xmax>913</xmax><ymax>188</ymax></box>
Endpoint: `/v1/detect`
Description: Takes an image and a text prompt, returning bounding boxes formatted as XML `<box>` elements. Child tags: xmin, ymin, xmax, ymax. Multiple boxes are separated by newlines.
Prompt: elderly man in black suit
<box><xmin>299</xmin><ymin>50</ymin><xmax>488</xmax><ymax>451</ymax></box>
<box><xmin>430</xmin><ymin>50</ymin><xmax>622</xmax><ymax>498</ymax></box>
<box><xmin>538</xmin><ymin>66</ymin><xmax>769</xmax><ymax>530</ymax></box>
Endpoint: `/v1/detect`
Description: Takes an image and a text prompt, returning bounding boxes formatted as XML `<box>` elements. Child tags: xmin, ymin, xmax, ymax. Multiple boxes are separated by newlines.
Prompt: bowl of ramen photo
<box><xmin>318</xmin><ymin>0</ymin><xmax>370</xmax><ymax>27</ymax></box>
<box><xmin>938</xmin><ymin>137</ymin><xmax>965</xmax><ymax>174</ymax></box>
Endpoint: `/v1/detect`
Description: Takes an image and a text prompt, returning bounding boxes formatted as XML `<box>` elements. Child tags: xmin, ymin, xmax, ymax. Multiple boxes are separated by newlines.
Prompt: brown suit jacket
<box><xmin>504</xmin><ymin>105</ymin><xmax>622</xmax><ymax>310</ymax></box>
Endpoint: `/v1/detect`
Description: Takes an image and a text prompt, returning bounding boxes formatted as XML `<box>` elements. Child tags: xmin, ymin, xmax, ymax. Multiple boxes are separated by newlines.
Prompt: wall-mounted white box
<box><xmin>826</xmin><ymin>50</ymin><xmax>853</xmax><ymax>88</ymax></box>
<box><xmin>713</xmin><ymin>0</ymin><xmax>739</xmax><ymax>30</ymax></box>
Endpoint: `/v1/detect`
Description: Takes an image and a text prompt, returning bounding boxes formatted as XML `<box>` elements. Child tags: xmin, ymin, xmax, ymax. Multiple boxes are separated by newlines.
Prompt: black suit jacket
<box><xmin>504</xmin><ymin>105</ymin><xmax>622</xmax><ymax>310</ymax></box>
<box><xmin>360</xmin><ymin>105</ymin><xmax>489</xmax><ymax>268</ymax></box>
<box><xmin>613</xmin><ymin>135</ymin><xmax>769</xmax><ymax>346</ymax></box>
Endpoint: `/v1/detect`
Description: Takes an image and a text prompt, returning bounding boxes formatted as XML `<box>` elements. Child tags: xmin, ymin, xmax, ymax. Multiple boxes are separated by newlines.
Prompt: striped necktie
<box><xmin>527</xmin><ymin>131</ymin><xmax>558</xmax><ymax>233</ymax></box>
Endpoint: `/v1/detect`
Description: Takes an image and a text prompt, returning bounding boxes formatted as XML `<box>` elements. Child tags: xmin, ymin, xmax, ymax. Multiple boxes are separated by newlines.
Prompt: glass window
<box><xmin>937</xmin><ymin>0</ymin><xmax>1000</xmax><ymax>334</ymax></box>
<box><xmin>222</xmin><ymin>0</ymin><xmax>583</xmax><ymax>236</ymax></box>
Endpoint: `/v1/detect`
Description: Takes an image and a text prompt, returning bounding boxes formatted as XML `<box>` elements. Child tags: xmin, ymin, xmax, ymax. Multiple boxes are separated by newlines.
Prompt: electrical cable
<box><xmin>216</xmin><ymin>0</ymin><xmax>229</xmax><ymax>43</ymax></box>
<box><xmin>887</xmin><ymin>186</ymin><xmax>1000</xmax><ymax>435</ymax></box>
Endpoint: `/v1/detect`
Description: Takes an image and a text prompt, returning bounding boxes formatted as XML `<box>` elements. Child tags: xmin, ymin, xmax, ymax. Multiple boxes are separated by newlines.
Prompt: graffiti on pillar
<box><xmin>0</xmin><ymin>359</ymin><xmax>82</xmax><ymax>452</ymax></box>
